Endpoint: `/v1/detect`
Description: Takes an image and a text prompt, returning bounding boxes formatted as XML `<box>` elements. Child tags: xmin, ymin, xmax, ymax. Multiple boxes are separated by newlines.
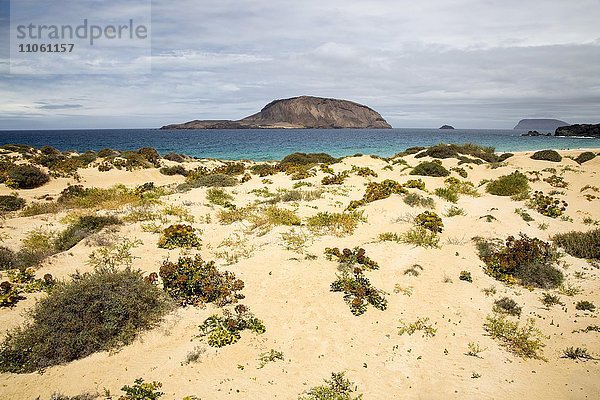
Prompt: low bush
<box><xmin>330</xmin><ymin>269</ymin><xmax>387</xmax><ymax>316</ymax></box>
<box><xmin>544</xmin><ymin>175</ymin><xmax>568</xmax><ymax>188</ymax></box>
<box><xmin>251</xmin><ymin>164</ymin><xmax>277</xmax><ymax>177</ymax></box>
<box><xmin>280</xmin><ymin>152</ymin><xmax>336</xmax><ymax>165</ymax></box>
<box><xmin>347</xmin><ymin>179</ymin><xmax>407</xmax><ymax>209</ymax></box>
<box><xmin>250</xmin><ymin>206</ymin><xmax>301</xmax><ymax>234</ymax></box>
<box><xmin>575</xmin><ymin>300</ymin><xmax>596</xmax><ymax>312</ymax></box>
<box><xmin>552</xmin><ymin>228</ymin><xmax>600</xmax><ymax>260</ymax></box>
<box><xmin>410</xmin><ymin>161</ymin><xmax>450</xmax><ymax>177</ymax></box>
<box><xmin>493</xmin><ymin>297</ymin><xmax>522</xmax><ymax>316</ymax></box>
<box><xmin>562</xmin><ymin>347</ymin><xmax>595</xmax><ymax>361</ymax></box>
<box><xmin>0</xmin><ymin>266</ymin><xmax>171</xmax><ymax>373</ymax></box>
<box><xmin>459</xmin><ymin>271</ymin><xmax>473</xmax><ymax>282</ymax></box>
<box><xmin>398</xmin><ymin>317</ymin><xmax>437</xmax><ymax>337</ymax></box>
<box><xmin>157</xmin><ymin>224</ymin><xmax>202</xmax><ymax>249</ymax></box>
<box><xmin>213</xmin><ymin>162</ymin><xmax>246</xmax><ymax>176</ymax></box>
<box><xmin>184</xmin><ymin>173</ymin><xmax>238</xmax><ymax>188</ymax></box>
<box><xmin>324</xmin><ymin>247</ymin><xmax>379</xmax><ymax>271</ymax></box>
<box><xmin>206</xmin><ymin>187</ymin><xmax>234</xmax><ymax>207</ymax></box>
<box><xmin>6</xmin><ymin>165</ymin><xmax>50</xmax><ymax>189</ymax></box>
<box><xmin>307</xmin><ymin>211</ymin><xmax>363</xmax><ymax>237</ymax></box>
<box><xmin>0</xmin><ymin>246</ymin><xmax>17</xmax><ymax>271</ymax></box>
<box><xmin>159</xmin><ymin>255</ymin><xmax>244</xmax><ymax>306</ymax></box>
<box><xmin>198</xmin><ymin>304</ymin><xmax>265</xmax><ymax>347</ymax></box>
<box><xmin>298</xmin><ymin>372</ymin><xmax>362</xmax><ymax>400</ymax></box>
<box><xmin>54</xmin><ymin>215</ymin><xmax>121</xmax><ymax>252</ymax></box>
<box><xmin>531</xmin><ymin>150</ymin><xmax>562</xmax><ymax>162</ymax></box>
<box><xmin>322</xmin><ymin>172</ymin><xmax>348</xmax><ymax>185</ymax></box>
<box><xmin>403</xmin><ymin>179</ymin><xmax>426</xmax><ymax>190</ymax></box>
<box><xmin>120</xmin><ymin>378</ymin><xmax>164</xmax><ymax>400</ymax></box>
<box><xmin>486</xmin><ymin>171</ymin><xmax>529</xmax><ymax>196</ymax></box>
<box><xmin>434</xmin><ymin>187</ymin><xmax>459</xmax><ymax>203</ymax></box>
<box><xmin>400</xmin><ymin>226</ymin><xmax>440</xmax><ymax>248</ymax></box>
<box><xmin>415</xmin><ymin>143</ymin><xmax>497</xmax><ymax>162</ymax></box>
<box><xmin>444</xmin><ymin>205</ymin><xmax>466</xmax><ymax>217</ymax></box>
<box><xmin>483</xmin><ymin>314</ymin><xmax>546</xmax><ymax>359</ymax></box>
<box><xmin>414</xmin><ymin>211</ymin><xmax>443</xmax><ymax>233</ymax></box>
<box><xmin>351</xmin><ymin>166</ymin><xmax>377</xmax><ymax>177</ymax></box>
<box><xmin>0</xmin><ymin>195</ymin><xmax>26</xmax><ymax>212</ymax></box>
<box><xmin>403</xmin><ymin>193</ymin><xmax>435</xmax><ymax>208</ymax></box>
<box><xmin>527</xmin><ymin>191</ymin><xmax>567</xmax><ymax>218</ymax></box>
<box><xmin>575</xmin><ymin>152</ymin><xmax>596</xmax><ymax>165</ymax></box>
<box><xmin>539</xmin><ymin>292</ymin><xmax>563</xmax><ymax>308</ymax></box>
<box><xmin>159</xmin><ymin>165</ymin><xmax>188</xmax><ymax>176</ymax></box>
<box><xmin>475</xmin><ymin>234</ymin><xmax>563</xmax><ymax>288</ymax></box>
<box><xmin>163</xmin><ymin>152</ymin><xmax>186</xmax><ymax>163</ymax></box>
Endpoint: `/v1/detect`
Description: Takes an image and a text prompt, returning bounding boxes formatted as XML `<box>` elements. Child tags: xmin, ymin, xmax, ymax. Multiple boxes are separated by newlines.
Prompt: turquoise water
<box><xmin>0</xmin><ymin>128</ymin><xmax>598</xmax><ymax>161</ymax></box>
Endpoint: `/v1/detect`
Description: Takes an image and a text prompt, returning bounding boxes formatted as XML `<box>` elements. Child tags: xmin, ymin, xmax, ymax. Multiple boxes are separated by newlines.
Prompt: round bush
<box><xmin>0</xmin><ymin>246</ymin><xmax>17</xmax><ymax>271</ymax></box>
<box><xmin>7</xmin><ymin>165</ymin><xmax>50</xmax><ymax>189</ymax></box>
<box><xmin>486</xmin><ymin>171</ymin><xmax>529</xmax><ymax>196</ymax></box>
<box><xmin>163</xmin><ymin>152</ymin><xmax>186</xmax><ymax>163</ymax></box>
<box><xmin>531</xmin><ymin>150</ymin><xmax>562</xmax><ymax>162</ymax></box>
<box><xmin>0</xmin><ymin>267</ymin><xmax>172</xmax><ymax>373</ymax></box>
<box><xmin>410</xmin><ymin>161</ymin><xmax>450</xmax><ymax>177</ymax></box>
<box><xmin>575</xmin><ymin>152</ymin><xmax>596</xmax><ymax>165</ymax></box>
<box><xmin>0</xmin><ymin>195</ymin><xmax>26</xmax><ymax>212</ymax></box>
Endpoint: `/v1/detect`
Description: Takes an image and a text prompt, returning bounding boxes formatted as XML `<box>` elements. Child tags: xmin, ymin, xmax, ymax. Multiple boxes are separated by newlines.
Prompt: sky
<box><xmin>0</xmin><ymin>0</ymin><xmax>599</xmax><ymax>129</ymax></box>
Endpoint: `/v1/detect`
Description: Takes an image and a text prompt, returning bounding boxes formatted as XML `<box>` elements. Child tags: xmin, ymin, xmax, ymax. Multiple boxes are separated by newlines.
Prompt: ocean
<box><xmin>0</xmin><ymin>128</ymin><xmax>598</xmax><ymax>161</ymax></box>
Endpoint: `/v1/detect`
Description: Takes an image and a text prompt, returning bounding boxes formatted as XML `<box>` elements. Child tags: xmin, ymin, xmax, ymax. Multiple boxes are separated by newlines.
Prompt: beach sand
<box><xmin>0</xmin><ymin>149</ymin><xmax>599</xmax><ymax>399</ymax></box>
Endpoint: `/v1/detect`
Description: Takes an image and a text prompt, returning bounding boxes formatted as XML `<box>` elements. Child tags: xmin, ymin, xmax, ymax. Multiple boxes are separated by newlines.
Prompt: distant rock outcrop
<box><xmin>161</xmin><ymin>96</ymin><xmax>392</xmax><ymax>129</ymax></box>
<box><xmin>439</xmin><ymin>125</ymin><xmax>454</xmax><ymax>130</ymax></box>
<box><xmin>555</xmin><ymin>124</ymin><xmax>600</xmax><ymax>138</ymax></box>
<box><xmin>513</xmin><ymin>119</ymin><xmax>569</xmax><ymax>132</ymax></box>
<box><xmin>521</xmin><ymin>130</ymin><xmax>551</xmax><ymax>137</ymax></box>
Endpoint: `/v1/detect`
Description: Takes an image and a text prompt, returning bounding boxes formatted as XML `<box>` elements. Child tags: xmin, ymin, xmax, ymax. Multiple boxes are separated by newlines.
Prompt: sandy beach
<box><xmin>0</xmin><ymin>146</ymin><xmax>599</xmax><ymax>399</ymax></box>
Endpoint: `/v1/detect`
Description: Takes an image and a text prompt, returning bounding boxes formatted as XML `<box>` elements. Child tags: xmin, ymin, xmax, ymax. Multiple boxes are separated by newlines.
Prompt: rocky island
<box><xmin>513</xmin><ymin>118</ymin><xmax>569</xmax><ymax>132</ymax></box>
<box><xmin>555</xmin><ymin>123</ymin><xmax>600</xmax><ymax>138</ymax></box>
<box><xmin>160</xmin><ymin>96</ymin><xmax>392</xmax><ymax>129</ymax></box>
<box><xmin>439</xmin><ymin>125</ymin><xmax>454</xmax><ymax>129</ymax></box>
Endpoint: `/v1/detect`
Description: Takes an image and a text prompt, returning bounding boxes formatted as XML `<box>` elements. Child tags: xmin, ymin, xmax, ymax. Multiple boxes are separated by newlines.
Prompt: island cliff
<box><xmin>555</xmin><ymin>124</ymin><xmax>600</xmax><ymax>138</ymax></box>
<box><xmin>513</xmin><ymin>119</ymin><xmax>569</xmax><ymax>132</ymax></box>
<box><xmin>160</xmin><ymin>96</ymin><xmax>392</xmax><ymax>129</ymax></box>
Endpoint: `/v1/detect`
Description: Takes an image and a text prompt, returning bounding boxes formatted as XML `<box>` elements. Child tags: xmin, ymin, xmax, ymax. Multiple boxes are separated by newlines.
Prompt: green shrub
<box><xmin>159</xmin><ymin>255</ymin><xmax>245</xmax><ymax>306</ymax></box>
<box><xmin>414</xmin><ymin>211</ymin><xmax>443</xmax><ymax>233</ymax></box>
<box><xmin>475</xmin><ymin>234</ymin><xmax>563</xmax><ymax>288</ymax></box>
<box><xmin>459</xmin><ymin>271</ymin><xmax>472</xmax><ymax>282</ymax></box>
<box><xmin>347</xmin><ymin>179</ymin><xmax>407</xmax><ymax>209</ymax></box>
<box><xmin>47</xmin><ymin>393</ymin><xmax>99</xmax><ymax>400</ymax></box>
<box><xmin>307</xmin><ymin>212</ymin><xmax>363</xmax><ymax>237</ymax></box>
<box><xmin>159</xmin><ymin>165</ymin><xmax>188</xmax><ymax>176</ymax></box>
<box><xmin>7</xmin><ymin>165</ymin><xmax>50</xmax><ymax>189</ymax></box>
<box><xmin>351</xmin><ymin>166</ymin><xmax>377</xmax><ymax>177</ymax></box>
<box><xmin>54</xmin><ymin>215</ymin><xmax>121</xmax><ymax>252</ymax></box>
<box><xmin>322</xmin><ymin>172</ymin><xmax>348</xmax><ymax>185</ymax></box>
<box><xmin>157</xmin><ymin>224</ymin><xmax>202</xmax><ymax>249</ymax></box>
<box><xmin>539</xmin><ymin>292</ymin><xmax>563</xmax><ymax>308</ymax></box>
<box><xmin>403</xmin><ymin>193</ymin><xmax>435</xmax><ymax>208</ymax></box>
<box><xmin>486</xmin><ymin>171</ymin><xmax>529</xmax><ymax>196</ymax></box>
<box><xmin>544</xmin><ymin>175</ymin><xmax>568</xmax><ymax>188</ymax></box>
<box><xmin>0</xmin><ymin>246</ymin><xmax>17</xmax><ymax>271</ymax></box>
<box><xmin>0</xmin><ymin>266</ymin><xmax>171</xmax><ymax>373</ymax></box>
<box><xmin>206</xmin><ymin>188</ymin><xmax>234</xmax><ymax>207</ymax></box>
<box><xmin>298</xmin><ymin>372</ymin><xmax>362</xmax><ymax>400</ymax></box>
<box><xmin>198</xmin><ymin>304</ymin><xmax>265</xmax><ymax>347</ymax></box>
<box><xmin>120</xmin><ymin>378</ymin><xmax>164</xmax><ymax>400</ymax></box>
<box><xmin>575</xmin><ymin>152</ymin><xmax>596</xmax><ymax>164</ymax></box>
<box><xmin>163</xmin><ymin>152</ymin><xmax>185</xmax><ymax>163</ymax></box>
<box><xmin>575</xmin><ymin>300</ymin><xmax>596</xmax><ymax>312</ymax></box>
<box><xmin>330</xmin><ymin>270</ymin><xmax>387</xmax><ymax>316</ymax></box>
<box><xmin>483</xmin><ymin>314</ymin><xmax>546</xmax><ymax>359</ymax></box>
<box><xmin>280</xmin><ymin>152</ymin><xmax>336</xmax><ymax>165</ymax></box>
<box><xmin>137</xmin><ymin>147</ymin><xmax>161</xmax><ymax>166</ymax></box>
<box><xmin>398</xmin><ymin>317</ymin><xmax>437</xmax><ymax>337</ymax></box>
<box><xmin>434</xmin><ymin>187</ymin><xmax>459</xmax><ymax>203</ymax></box>
<box><xmin>410</xmin><ymin>161</ymin><xmax>450</xmax><ymax>177</ymax></box>
<box><xmin>251</xmin><ymin>164</ymin><xmax>277</xmax><ymax>177</ymax></box>
<box><xmin>493</xmin><ymin>297</ymin><xmax>522</xmax><ymax>316</ymax></box>
<box><xmin>531</xmin><ymin>150</ymin><xmax>562</xmax><ymax>162</ymax></box>
<box><xmin>451</xmin><ymin>167</ymin><xmax>468</xmax><ymax>178</ymax></box>
<box><xmin>213</xmin><ymin>162</ymin><xmax>246</xmax><ymax>176</ymax></box>
<box><xmin>562</xmin><ymin>347</ymin><xmax>595</xmax><ymax>361</ymax></box>
<box><xmin>415</xmin><ymin>143</ymin><xmax>497</xmax><ymax>162</ymax></box>
<box><xmin>184</xmin><ymin>173</ymin><xmax>238</xmax><ymax>188</ymax></box>
<box><xmin>0</xmin><ymin>195</ymin><xmax>26</xmax><ymax>212</ymax></box>
<box><xmin>527</xmin><ymin>191</ymin><xmax>567</xmax><ymax>218</ymax></box>
<box><xmin>403</xmin><ymin>179</ymin><xmax>426</xmax><ymax>190</ymax></box>
<box><xmin>444</xmin><ymin>205</ymin><xmax>465</xmax><ymax>217</ymax></box>
<box><xmin>552</xmin><ymin>228</ymin><xmax>600</xmax><ymax>260</ymax></box>
<box><xmin>400</xmin><ymin>226</ymin><xmax>440</xmax><ymax>248</ymax></box>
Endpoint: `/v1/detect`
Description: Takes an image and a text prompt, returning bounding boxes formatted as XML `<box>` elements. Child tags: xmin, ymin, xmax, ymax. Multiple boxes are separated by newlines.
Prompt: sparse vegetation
<box><xmin>298</xmin><ymin>372</ymin><xmax>362</xmax><ymax>400</ymax></box>
<box><xmin>157</xmin><ymin>224</ymin><xmax>202</xmax><ymax>249</ymax></box>
<box><xmin>398</xmin><ymin>317</ymin><xmax>437</xmax><ymax>337</ymax></box>
<box><xmin>307</xmin><ymin>211</ymin><xmax>364</xmax><ymax>237</ymax></box>
<box><xmin>403</xmin><ymin>192</ymin><xmax>435</xmax><ymax>208</ymax></box>
<box><xmin>575</xmin><ymin>300</ymin><xmax>596</xmax><ymax>312</ymax></box>
<box><xmin>552</xmin><ymin>228</ymin><xmax>600</xmax><ymax>260</ymax></box>
<box><xmin>400</xmin><ymin>226</ymin><xmax>440</xmax><ymax>248</ymax></box>
<box><xmin>493</xmin><ymin>297</ymin><xmax>522</xmax><ymax>316</ymax></box>
<box><xmin>486</xmin><ymin>171</ymin><xmax>529</xmax><ymax>196</ymax></box>
<box><xmin>0</xmin><ymin>195</ymin><xmax>26</xmax><ymax>212</ymax></box>
<box><xmin>410</xmin><ymin>161</ymin><xmax>450</xmax><ymax>177</ymax></box>
<box><xmin>330</xmin><ymin>269</ymin><xmax>387</xmax><ymax>316</ymax></box>
<box><xmin>562</xmin><ymin>347</ymin><xmax>595</xmax><ymax>361</ymax></box>
<box><xmin>483</xmin><ymin>314</ymin><xmax>546</xmax><ymax>360</ymax></box>
<box><xmin>198</xmin><ymin>304</ymin><xmax>265</xmax><ymax>347</ymax></box>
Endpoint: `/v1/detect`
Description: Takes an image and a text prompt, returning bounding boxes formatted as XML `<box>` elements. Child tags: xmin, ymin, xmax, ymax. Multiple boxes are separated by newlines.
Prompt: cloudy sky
<box><xmin>1</xmin><ymin>0</ymin><xmax>599</xmax><ymax>129</ymax></box>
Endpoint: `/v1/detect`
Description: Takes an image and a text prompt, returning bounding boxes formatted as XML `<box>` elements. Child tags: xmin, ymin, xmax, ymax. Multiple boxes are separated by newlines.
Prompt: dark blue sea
<box><xmin>0</xmin><ymin>128</ymin><xmax>599</xmax><ymax>161</ymax></box>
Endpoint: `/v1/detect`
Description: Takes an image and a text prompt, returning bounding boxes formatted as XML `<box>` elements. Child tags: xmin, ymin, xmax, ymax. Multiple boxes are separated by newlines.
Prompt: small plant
<box><xmin>403</xmin><ymin>193</ymin><xmax>435</xmax><ymax>208</ymax></box>
<box><xmin>398</xmin><ymin>317</ymin><xmax>437</xmax><ymax>337</ymax></box>
<box><xmin>544</xmin><ymin>175</ymin><xmax>568</xmax><ymax>188</ymax></box>
<box><xmin>483</xmin><ymin>314</ymin><xmax>546</xmax><ymax>360</ymax></box>
<box><xmin>298</xmin><ymin>372</ymin><xmax>362</xmax><ymax>400</ymax></box>
<box><xmin>0</xmin><ymin>195</ymin><xmax>26</xmax><ymax>212</ymax></box>
<box><xmin>159</xmin><ymin>165</ymin><xmax>188</xmax><ymax>176</ymax></box>
<box><xmin>400</xmin><ymin>227</ymin><xmax>440</xmax><ymax>248</ymax></box>
<box><xmin>575</xmin><ymin>300</ymin><xmax>596</xmax><ymax>312</ymax></box>
<box><xmin>377</xmin><ymin>232</ymin><xmax>402</xmax><ymax>243</ymax></box>
<box><xmin>394</xmin><ymin>285</ymin><xmax>413</xmax><ymax>296</ymax></box>
<box><xmin>322</xmin><ymin>172</ymin><xmax>348</xmax><ymax>185</ymax></box>
<box><xmin>434</xmin><ymin>187</ymin><xmax>459</xmax><ymax>203</ymax></box>
<box><xmin>119</xmin><ymin>378</ymin><xmax>164</xmax><ymax>400</ymax></box>
<box><xmin>157</xmin><ymin>224</ymin><xmax>202</xmax><ymax>249</ymax></box>
<box><xmin>351</xmin><ymin>166</ymin><xmax>377</xmax><ymax>177</ymax></box>
<box><xmin>514</xmin><ymin>208</ymin><xmax>534</xmax><ymax>222</ymax></box>
<box><xmin>281</xmin><ymin>229</ymin><xmax>309</xmax><ymax>253</ymax></box>
<box><xmin>444</xmin><ymin>205</ymin><xmax>465</xmax><ymax>217</ymax></box>
<box><xmin>54</xmin><ymin>215</ymin><xmax>121</xmax><ymax>252</ymax></box>
<box><xmin>466</xmin><ymin>342</ymin><xmax>488</xmax><ymax>357</ymax></box>
<box><xmin>559</xmin><ymin>282</ymin><xmax>582</xmax><ymax>296</ymax></box>
<box><xmin>347</xmin><ymin>180</ymin><xmax>407</xmax><ymax>210</ymax></box>
<box><xmin>485</xmin><ymin>171</ymin><xmax>529</xmax><ymax>196</ymax></box>
<box><xmin>410</xmin><ymin>161</ymin><xmax>450</xmax><ymax>177</ymax></box>
<box><xmin>325</xmin><ymin>247</ymin><xmax>379</xmax><ymax>271</ymax></box>
<box><xmin>330</xmin><ymin>269</ymin><xmax>387</xmax><ymax>316</ymax></box>
<box><xmin>562</xmin><ymin>347</ymin><xmax>595</xmax><ymax>361</ymax></box>
<box><xmin>531</xmin><ymin>149</ymin><xmax>562</xmax><ymax>162</ymax></box>
<box><xmin>414</xmin><ymin>211</ymin><xmax>443</xmax><ymax>233</ymax></box>
<box><xmin>493</xmin><ymin>297</ymin><xmax>522</xmax><ymax>316</ymax></box>
<box><xmin>257</xmin><ymin>349</ymin><xmax>285</xmax><ymax>368</ymax></box>
<box><xmin>159</xmin><ymin>255</ymin><xmax>244</xmax><ymax>306</ymax></box>
<box><xmin>539</xmin><ymin>293</ymin><xmax>563</xmax><ymax>308</ymax></box>
<box><xmin>198</xmin><ymin>304</ymin><xmax>266</xmax><ymax>347</ymax></box>
<box><xmin>459</xmin><ymin>271</ymin><xmax>472</xmax><ymax>282</ymax></box>
<box><xmin>307</xmin><ymin>211</ymin><xmax>364</xmax><ymax>237</ymax></box>
<box><xmin>403</xmin><ymin>179</ymin><xmax>426</xmax><ymax>190</ymax></box>
<box><xmin>552</xmin><ymin>228</ymin><xmax>600</xmax><ymax>260</ymax></box>
<box><xmin>404</xmin><ymin>264</ymin><xmax>424</xmax><ymax>276</ymax></box>
<box><xmin>482</xmin><ymin>286</ymin><xmax>497</xmax><ymax>297</ymax></box>
<box><xmin>206</xmin><ymin>188</ymin><xmax>234</xmax><ymax>207</ymax></box>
